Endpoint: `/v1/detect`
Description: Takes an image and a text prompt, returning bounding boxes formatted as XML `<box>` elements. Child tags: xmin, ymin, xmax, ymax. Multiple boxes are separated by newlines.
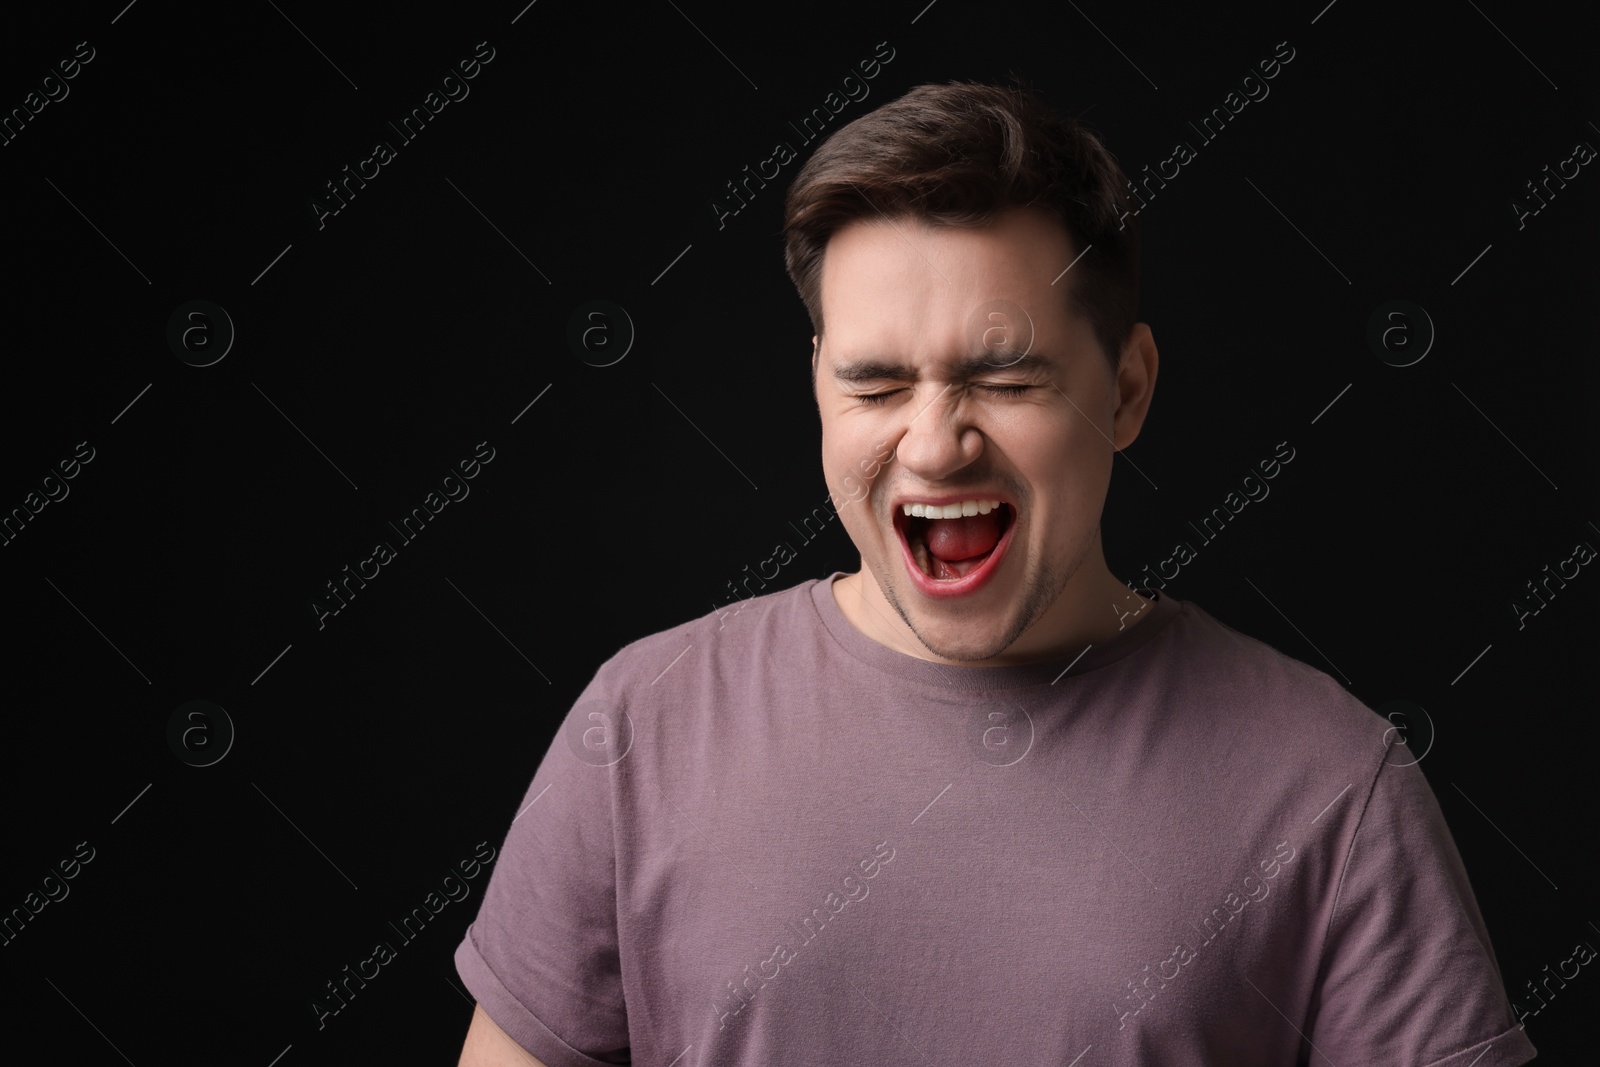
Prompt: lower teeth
<box><xmin>907</xmin><ymin>507</ymin><xmax>1009</xmax><ymax>583</ymax></box>
<box><xmin>925</xmin><ymin>551</ymin><xmax>992</xmax><ymax>581</ymax></box>
<box><xmin>910</xmin><ymin>536</ymin><xmax>982</xmax><ymax>581</ymax></box>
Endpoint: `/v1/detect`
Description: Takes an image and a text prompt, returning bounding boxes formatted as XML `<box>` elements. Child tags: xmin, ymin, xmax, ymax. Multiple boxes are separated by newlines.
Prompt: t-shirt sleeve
<box><xmin>454</xmin><ymin>688</ymin><xmax>631</xmax><ymax>1067</ymax></box>
<box><xmin>1305</xmin><ymin>751</ymin><xmax>1537</xmax><ymax>1066</ymax></box>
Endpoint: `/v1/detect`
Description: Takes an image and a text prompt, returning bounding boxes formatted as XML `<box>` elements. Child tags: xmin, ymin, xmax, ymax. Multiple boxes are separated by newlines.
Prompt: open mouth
<box><xmin>893</xmin><ymin>501</ymin><xmax>1016</xmax><ymax>593</ymax></box>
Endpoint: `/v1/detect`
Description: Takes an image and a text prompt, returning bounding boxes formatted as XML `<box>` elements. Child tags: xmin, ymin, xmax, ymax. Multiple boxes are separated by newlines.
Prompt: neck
<box><xmin>834</xmin><ymin>543</ymin><xmax>1156</xmax><ymax>667</ymax></box>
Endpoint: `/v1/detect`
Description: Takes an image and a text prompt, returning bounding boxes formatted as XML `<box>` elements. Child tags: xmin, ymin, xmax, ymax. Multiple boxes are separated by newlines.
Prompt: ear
<box><xmin>1111</xmin><ymin>323</ymin><xmax>1158</xmax><ymax>452</ymax></box>
<box><xmin>811</xmin><ymin>335</ymin><xmax>820</xmax><ymax>386</ymax></box>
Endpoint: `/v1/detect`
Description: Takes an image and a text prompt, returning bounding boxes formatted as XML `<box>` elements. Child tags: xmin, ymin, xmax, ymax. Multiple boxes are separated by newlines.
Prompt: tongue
<box><xmin>925</xmin><ymin>511</ymin><xmax>1003</xmax><ymax>579</ymax></box>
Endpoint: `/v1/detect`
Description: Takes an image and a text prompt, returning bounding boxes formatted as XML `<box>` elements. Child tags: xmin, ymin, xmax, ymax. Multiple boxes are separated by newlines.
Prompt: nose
<box><xmin>891</xmin><ymin>383</ymin><xmax>985</xmax><ymax>482</ymax></box>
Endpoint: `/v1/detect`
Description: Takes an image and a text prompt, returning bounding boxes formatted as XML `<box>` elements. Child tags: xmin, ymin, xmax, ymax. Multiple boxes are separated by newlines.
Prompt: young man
<box><xmin>455</xmin><ymin>83</ymin><xmax>1535</xmax><ymax>1066</ymax></box>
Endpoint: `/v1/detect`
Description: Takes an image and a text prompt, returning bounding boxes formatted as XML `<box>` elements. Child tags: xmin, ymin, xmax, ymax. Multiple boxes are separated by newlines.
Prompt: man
<box><xmin>456</xmin><ymin>82</ymin><xmax>1535</xmax><ymax>1066</ymax></box>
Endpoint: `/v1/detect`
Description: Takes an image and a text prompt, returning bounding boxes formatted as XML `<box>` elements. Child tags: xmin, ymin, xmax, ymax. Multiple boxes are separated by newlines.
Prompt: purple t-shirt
<box><xmin>456</xmin><ymin>574</ymin><xmax>1535</xmax><ymax>1066</ymax></box>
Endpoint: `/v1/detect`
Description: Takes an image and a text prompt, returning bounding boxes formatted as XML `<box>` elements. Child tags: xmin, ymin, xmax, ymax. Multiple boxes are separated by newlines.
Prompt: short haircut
<box><xmin>783</xmin><ymin>80</ymin><xmax>1140</xmax><ymax>378</ymax></box>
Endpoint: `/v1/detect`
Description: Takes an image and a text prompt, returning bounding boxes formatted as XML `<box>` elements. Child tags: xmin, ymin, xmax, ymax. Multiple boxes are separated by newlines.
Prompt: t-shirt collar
<box><xmin>807</xmin><ymin>571</ymin><xmax>1182</xmax><ymax>692</ymax></box>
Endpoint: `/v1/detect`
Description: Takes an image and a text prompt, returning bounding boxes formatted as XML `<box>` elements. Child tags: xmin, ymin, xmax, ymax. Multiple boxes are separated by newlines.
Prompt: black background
<box><xmin>2</xmin><ymin>0</ymin><xmax>1596</xmax><ymax>1063</ymax></box>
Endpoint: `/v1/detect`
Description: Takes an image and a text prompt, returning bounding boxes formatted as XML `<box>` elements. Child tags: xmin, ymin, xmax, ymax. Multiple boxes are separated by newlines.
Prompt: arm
<box><xmin>1305</xmin><ymin>753</ymin><xmax>1535</xmax><ymax>1064</ymax></box>
<box><xmin>453</xmin><ymin>679</ymin><xmax>633</xmax><ymax>1065</ymax></box>
<box><xmin>457</xmin><ymin>1003</ymin><xmax>551</xmax><ymax>1067</ymax></box>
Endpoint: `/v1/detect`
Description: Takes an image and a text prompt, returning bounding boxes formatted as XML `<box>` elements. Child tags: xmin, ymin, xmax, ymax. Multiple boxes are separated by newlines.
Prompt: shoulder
<box><xmin>556</xmin><ymin>578</ymin><xmax>826</xmax><ymax>771</ymax></box>
<box><xmin>583</xmin><ymin>576</ymin><xmax>824</xmax><ymax>701</ymax></box>
<box><xmin>1158</xmin><ymin>598</ymin><xmax>1396</xmax><ymax>764</ymax></box>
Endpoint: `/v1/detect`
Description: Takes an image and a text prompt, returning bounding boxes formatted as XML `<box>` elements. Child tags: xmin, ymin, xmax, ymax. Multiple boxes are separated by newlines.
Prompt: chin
<box><xmin>917</xmin><ymin>632</ymin><xmax>1015</xmax><ymax>663</ymax></box>
<box><xmin>882</xmin><ymin>582</ymin><xmax>1021</xmax><ymax>662</ymax></box>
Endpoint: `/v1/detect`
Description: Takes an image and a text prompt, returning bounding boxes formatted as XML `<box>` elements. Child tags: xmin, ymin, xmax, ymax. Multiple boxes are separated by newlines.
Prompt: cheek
<box><xmin>1018</xmin><ymin>435</ymin><xmax>1109</xmax><ymax>535</ymax></box>
<box><xmin>826</xmin><ymin>425</ymin><xmax>880</xmax><ymax>485</ymax></box>
<box><xmin>837</xmin><ymin>501</ymin><xmax>870</xmax><ymax>545</ymax></box>
<box><xmin>1059</xmin><ymin>415</ymin><xmax>1115</xmax><ymax>478</ymax></box>
<box><xmin>1003</xmin><ymin>414</ymin><xmax>1091</xmax><ymax>475</ymax></box>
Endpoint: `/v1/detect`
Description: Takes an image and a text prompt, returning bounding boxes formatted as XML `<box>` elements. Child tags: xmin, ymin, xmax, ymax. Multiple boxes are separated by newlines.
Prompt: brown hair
<box><xmin>783</xmin><ymin>80</ymin><xmax>1140</xmax><ymax>376</ymax></box>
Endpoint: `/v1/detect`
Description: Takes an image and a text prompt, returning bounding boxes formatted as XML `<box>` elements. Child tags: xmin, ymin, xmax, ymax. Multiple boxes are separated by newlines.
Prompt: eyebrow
<box><xmin>830</xmin><ymin>351</ymin><xmax>1057</xmax><ymax>384</ymax></box>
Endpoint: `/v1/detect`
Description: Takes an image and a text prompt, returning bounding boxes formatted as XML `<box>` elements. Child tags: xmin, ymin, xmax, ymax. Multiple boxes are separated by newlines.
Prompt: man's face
<box><xmin>813</xmin><ymin>205</ymin><xmax>1152</xmax><ymax>664</ymax></box>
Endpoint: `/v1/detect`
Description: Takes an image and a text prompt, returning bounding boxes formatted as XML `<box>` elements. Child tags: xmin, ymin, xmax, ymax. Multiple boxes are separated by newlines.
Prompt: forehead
<box><xmin>818</xmin><ymin>206</ymin><xmax>1080</xmax><ymax>349</ymax></box>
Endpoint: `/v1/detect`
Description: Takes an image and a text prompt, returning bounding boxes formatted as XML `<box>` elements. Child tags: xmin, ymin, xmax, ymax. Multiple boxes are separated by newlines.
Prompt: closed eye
<box><xmin>852</xmin><ymin>384</ymin><xmax>1033</xmax><ymax>406</ymax></box>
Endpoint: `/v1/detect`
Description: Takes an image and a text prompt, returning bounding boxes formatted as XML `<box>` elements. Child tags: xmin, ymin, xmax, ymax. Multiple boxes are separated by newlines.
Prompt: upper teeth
<box><xmin>901</xmin><ymin>499</ymin><xmax>1004</xmax><ymax>518</ymax></box>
